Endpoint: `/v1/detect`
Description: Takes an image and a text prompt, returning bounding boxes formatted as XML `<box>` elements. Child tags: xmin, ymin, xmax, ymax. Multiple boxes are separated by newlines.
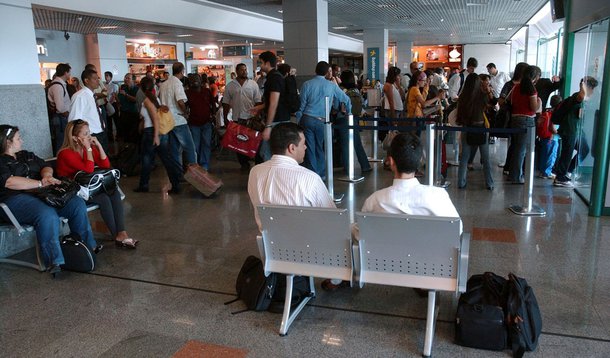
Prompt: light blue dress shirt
<box><xmin>296</xmin><ymin>76</ymin><xmax>351</xmax><ymax>120</ymax></box>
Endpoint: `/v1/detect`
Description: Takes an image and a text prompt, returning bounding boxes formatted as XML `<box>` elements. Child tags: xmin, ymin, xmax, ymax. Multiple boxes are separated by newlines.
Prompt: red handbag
<box><xmin>221</xmin><ymin>121</ymin><xmax>263</xmax><ymax>158</ymax></box>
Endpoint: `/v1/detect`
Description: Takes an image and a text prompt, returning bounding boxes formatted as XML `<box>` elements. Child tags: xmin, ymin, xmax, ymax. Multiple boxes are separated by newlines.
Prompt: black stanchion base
<box><xmin>508</xmin><ymin>205</ymin><xmax>546</xmax><ymax>217</ymax></box>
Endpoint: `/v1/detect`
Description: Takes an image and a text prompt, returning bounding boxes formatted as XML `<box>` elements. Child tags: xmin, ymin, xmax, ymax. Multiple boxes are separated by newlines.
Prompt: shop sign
<box><xmin>36</xmin><ymin>38</ymin><xmax>48</xmax><ymax>56</ymax></box>
<box><xmin>367</xmin><ymin>47</ymin><xmax>380</xmax><ymax>81</ymax></box>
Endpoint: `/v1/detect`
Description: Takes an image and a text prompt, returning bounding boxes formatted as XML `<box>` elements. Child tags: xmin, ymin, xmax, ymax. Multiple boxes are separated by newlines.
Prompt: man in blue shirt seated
<box><xmin>296</xmin><ymin>61</ymin><xmax>351</xmax><ymax>179</ymax></box>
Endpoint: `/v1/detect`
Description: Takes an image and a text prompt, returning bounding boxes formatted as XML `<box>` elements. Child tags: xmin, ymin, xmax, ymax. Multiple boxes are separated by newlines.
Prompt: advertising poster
<box><xmin>367</xmin><ymin>47</ymin><xmax>380</xmax><ymax>81</ymax></box>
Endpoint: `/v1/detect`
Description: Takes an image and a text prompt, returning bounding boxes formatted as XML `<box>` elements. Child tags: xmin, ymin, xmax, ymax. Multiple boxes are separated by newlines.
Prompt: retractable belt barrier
<box><xmin>329</xmin><ymin>114</ymin><xmax>543</xmax><ymax>217</ymax></box>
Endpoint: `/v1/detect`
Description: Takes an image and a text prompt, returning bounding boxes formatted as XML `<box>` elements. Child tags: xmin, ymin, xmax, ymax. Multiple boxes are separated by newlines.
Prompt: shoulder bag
<box><xmin>157</xmin><ymin>105</ymin><xmax>175</xmax><ymax>135</ymax></box>
<box><xmin>74</xmin><ymin>168</ymin><xmax>120</xmax><ymax>198</ymax></box>
<box><xmin>26</xmin><ymin>180</ymin><xmax>80</xmax><ymax>208</ymax></box>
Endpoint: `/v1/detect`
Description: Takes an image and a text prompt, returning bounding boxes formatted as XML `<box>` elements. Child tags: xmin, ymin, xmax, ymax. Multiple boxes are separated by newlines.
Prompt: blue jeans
<box><xmin>509</xmin><ymin>115</ymin><xmax>535</xmax><ymax>183</ymax></box>
<box><xmin>169</xmin><ymin>124</ymin><xmax>197</xmax><ymax>167</ymax></box>
<box><xmin>139</xmin><ymin>128</ymin><xmax>183</xmax><ymax>190</ymax></box>
<box><xmin>2</xmin><ymin>194</ymin><xmax>96</xmax><ymax>266</ymax></box>
<box><xmin>189</xmin><ymin>123</ymin><xmax>213</xmax><ymax>170</ymax></box>
<box><xmin>52</xmin><ymin>113</ymin><xmax>68</xmax><ymax>154</ymax></box>
<box><xmin>300</xmin><ymin>115</ymin><xmax>326</xmax><ymax>178</ymax></box>
<box><xmin>536</xmin><ymin>138</ymin><xmax>558</xmax><ymax>176</ymax></box>
<box><xmin>334</xmin><ymin>114</ymin><xmax>371</xmax><ymax>173</ymax></box>
<box><xmin>458</xmin><ymin>134</ymin><xmax>493</xmax><ymax>188</ymax></box>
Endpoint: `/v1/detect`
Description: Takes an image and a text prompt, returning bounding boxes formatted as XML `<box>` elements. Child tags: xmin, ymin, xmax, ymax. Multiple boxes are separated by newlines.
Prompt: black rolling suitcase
<box><xmin>112</xmin><ymin>143</ymin><xmax>140</xmax><ymax>177</ymax></box>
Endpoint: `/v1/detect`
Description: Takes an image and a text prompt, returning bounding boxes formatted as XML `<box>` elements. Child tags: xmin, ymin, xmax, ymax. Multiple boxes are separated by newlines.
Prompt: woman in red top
<box><xmin>57</xmin><ymin>120</ymin><xmax>137</xmax><ymax>249</ymax></box>
<box><xmin>508</xmin><ymin>65</ymin><xmax>542</xmax><ymax>183</ymax></box>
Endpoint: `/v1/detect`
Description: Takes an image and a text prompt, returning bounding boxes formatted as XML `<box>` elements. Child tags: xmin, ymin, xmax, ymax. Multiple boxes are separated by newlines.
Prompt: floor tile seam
<box><xmin>86</xmin><ymin>272</ymin><xmax>610</xmax><ymax>344</ymax></box>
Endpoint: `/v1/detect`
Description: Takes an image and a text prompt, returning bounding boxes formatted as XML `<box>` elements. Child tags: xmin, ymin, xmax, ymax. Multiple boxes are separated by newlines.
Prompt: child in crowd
<box><xmin>536</xmin><ymin>94</ymin><xmax>562</xmax><ymax>179</ymax></box>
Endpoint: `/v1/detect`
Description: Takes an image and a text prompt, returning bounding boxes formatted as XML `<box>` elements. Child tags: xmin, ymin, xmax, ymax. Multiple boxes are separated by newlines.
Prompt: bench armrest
<box><xmin>457</xmin><ymin>232</ymin><xmax>470</xmax><ymax>293</ymax></box>
<box><xmin>0</xmin><ymin>202</ymin><xmax>27</xmax><ymax>235</ymax></box>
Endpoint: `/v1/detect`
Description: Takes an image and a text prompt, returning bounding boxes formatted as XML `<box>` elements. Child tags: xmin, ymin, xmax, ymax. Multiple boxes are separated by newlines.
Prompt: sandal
<box><xmin>115</xmin><ymin>238</ymin><xmax>138</xmax><ymax>249</ymax></box>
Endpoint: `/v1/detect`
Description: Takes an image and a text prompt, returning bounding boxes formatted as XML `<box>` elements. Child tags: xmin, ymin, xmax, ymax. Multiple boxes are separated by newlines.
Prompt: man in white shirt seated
<box><xmin>248</xmin><ymin>122</ymin><xmax>335</xmax><ymax>233</ymax></box>
<box><xmin>361</xmin><ymin>132</ymin><xmax>460</xmax><ymax>219</ymax></box>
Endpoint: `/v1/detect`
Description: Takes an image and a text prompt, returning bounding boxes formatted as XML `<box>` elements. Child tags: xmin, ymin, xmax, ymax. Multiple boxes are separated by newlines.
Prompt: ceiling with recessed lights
<box><xmin>33</xmin><ymin>0</ymin><xmax>549</xmax><ymax>51</ymax></box>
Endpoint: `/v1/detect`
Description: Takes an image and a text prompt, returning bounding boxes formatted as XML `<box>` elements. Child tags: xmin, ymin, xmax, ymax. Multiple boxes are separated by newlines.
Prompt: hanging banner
<box><xmin>367</xmin><ymin>47</ymin><xmax>380</xmax><ymax>81</ymax></box>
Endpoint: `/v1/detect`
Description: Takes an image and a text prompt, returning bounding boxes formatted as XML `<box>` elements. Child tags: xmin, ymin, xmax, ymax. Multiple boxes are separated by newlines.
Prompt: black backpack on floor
<box><xmin>225</xmin><ymin>256</ymin><xmax>276</xmax><ymax>314</ymax></box>
<box><xmin>506</xmin><ymin>273</ymin><xmax>542</xmax><ymax>358</ymax></box>
<box><xmin>268</xmin><ymin>274</ymin><xmax>312</xmax><ymax>314</ymax></box>
<box><xmin>60</xmin><ymin>233</ymin><xmax>95</xmax><ymax>272</ymax></box>
<box><xmin>455</xmin><ymin>272</ymin><xmax>508</xmax><ymax>351</ymax></box>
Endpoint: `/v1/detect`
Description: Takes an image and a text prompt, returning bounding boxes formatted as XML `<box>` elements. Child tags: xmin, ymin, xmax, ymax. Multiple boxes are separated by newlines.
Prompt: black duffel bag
<box><xmin>455</xmin><ymin>272</ymin><xmax>508</xmax><ymax>351</ymax></box>
<box><xmin>74</xmin><ymin>168</ymin><xmax>120</xmax><ymax>198</ymax></box>
<box><xmin>26</xmin><ymin>179</ymin><xmax>80</xmax><ymax>208</ymax></box>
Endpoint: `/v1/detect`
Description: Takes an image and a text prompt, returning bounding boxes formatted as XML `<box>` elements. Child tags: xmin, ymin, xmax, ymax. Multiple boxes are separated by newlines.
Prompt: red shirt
<box><xmin>510</xmin><ymin>83</ymin><xmax>537</xmax><ymax>117</ymax></box>
<box><xmin>56</xmin><ymin>146</ymin><xmax>111</xmax><ymax>179</ymax></box>
<box><xmin>186</xmin><ymin>88</ymin><xmax>213</xmax><ymax>126</ymax></box>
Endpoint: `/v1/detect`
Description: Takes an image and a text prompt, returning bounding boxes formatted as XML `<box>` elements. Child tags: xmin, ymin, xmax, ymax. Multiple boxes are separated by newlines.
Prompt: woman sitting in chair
<box><xmin>0</xmin><ymin>124</ymin><xmax>98</xmax><ymax>275</ymax></box>
<box><xmin>56</xmin><ymin>120</ymin><xmax>138</xmax><ymax>249</ymax></box>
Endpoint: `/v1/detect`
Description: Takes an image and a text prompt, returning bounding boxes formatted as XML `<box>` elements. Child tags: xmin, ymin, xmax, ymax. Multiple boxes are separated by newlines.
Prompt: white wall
<box><xmin>463</xmin><ymin>44</ymin><xmax>511</xmax><ymax>74</ymax></box>
<box><xmin>36</xmin><ymin>29</ymin><xmax>87</xmax><ymax>74</ymax></box>
<box><xmin>0</xmin><ymin>0</ymin><xmax>41</xmax><ymax>85</ymax></box>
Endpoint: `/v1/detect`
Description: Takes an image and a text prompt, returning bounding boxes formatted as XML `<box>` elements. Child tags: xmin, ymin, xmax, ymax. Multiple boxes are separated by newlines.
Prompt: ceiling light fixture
<box><xmin>353</xmin><ymin>32</ymin><xmax>363</xmax><ymax>36</ymax></box>
<box><xmin>98</xmin><ymin>26</ymin><xmax>119</xmax><ymax>30</ymax></box>
<box><xmin>332</xmin><ymin>26</ymin><xmax>348</xmax><ymax>30</ymax></box>
<box><xmin>497</xmin><ymin>27</ymin><xmax>506</xmax><ymax>30</ymax></box>
<box><xmin>277</xmin><ymin>10</ymin><xmax>283</xmax><ymax>13</ymax></box>
<box><xmin>138</xmin><ymin>30</ymin><xmax>160</xmax><ymax>35</ymax></box>
<box><xmin>377</xmin><ymin>3</ymin><xmax>398</xmax><ymax>9</ymax></box>
<box><xmin>177</xmin><ymin>34</ymin><xmax>193</xmax><ymax>37</ymax></box>
<box><xmin>440</xmin><ymin>18</ymin><xmax>444</xmax><ymax>22</ymax></box>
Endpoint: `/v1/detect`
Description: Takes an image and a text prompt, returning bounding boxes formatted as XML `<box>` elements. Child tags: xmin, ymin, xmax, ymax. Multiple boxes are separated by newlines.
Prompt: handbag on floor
<box><xmin>60</xmin><ymin>233</ymin><xmax>95</xmax><ymax>272</ymax></box>
<box><xmin>220</xmin><ymin>121</ymin><xmax>263</xmax><ymax>158</ymax></box>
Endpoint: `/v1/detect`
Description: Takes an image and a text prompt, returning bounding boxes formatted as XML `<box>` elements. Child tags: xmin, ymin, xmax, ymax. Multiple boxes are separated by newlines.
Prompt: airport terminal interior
<box><xmin>2</xmin><ymin>0</ymin><xmax>610</xmax><ymax>357</ymax></box>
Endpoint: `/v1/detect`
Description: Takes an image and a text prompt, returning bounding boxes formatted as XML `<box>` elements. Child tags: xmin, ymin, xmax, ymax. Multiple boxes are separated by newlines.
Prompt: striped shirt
<box><xmin>248</xmin><ymin>155</ymin><xmax>335</xmax><ymax>232</ymax></box>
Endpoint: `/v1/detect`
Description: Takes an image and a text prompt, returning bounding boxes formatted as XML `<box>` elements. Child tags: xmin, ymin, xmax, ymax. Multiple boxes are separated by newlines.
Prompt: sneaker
<box><xmin>554</xmin><ymin>180</ymin><xmax>573</xmax><ymax>188</ymax></box>
<box><xmin>543</xmin><ymin>173</ymin><xmax>556</xmax><ymax>179</ymax></box>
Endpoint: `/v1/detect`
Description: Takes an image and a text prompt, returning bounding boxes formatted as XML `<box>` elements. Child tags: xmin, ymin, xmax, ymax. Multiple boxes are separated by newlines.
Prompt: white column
<box><xmin>0</xmin><ymin>0</ymin><xmax>52</xmax><ymax>157</ymax></box>
<box><xmin>396</xmin><ymin>40</ymin><xmax>413</xmax><ymax>74</ymax></box>
<box><xmin>0</xmin><ymin>0</ymin><xmax>39</xmax><ymax>85</ymax></box>
<box><xmin>283</xmin><ymin>0</ymin><xmax>328</xmax><ymax>80</ymax></box>
<box><xmin>363</xmin><ymin>29</ymin><xmax>389</xmax><ymax>83</ymax></box>
<box><xmin>85</xmin><ymin>33</ymin><xmax>128</xmax><ymax>78</ymax></box>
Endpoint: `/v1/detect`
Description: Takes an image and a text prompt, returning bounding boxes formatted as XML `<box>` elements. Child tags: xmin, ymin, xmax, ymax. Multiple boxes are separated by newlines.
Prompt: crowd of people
<box><xmin>6</xmin><ymin>50</ymin><xmax>596</xmax><ymax>278</ymax></box>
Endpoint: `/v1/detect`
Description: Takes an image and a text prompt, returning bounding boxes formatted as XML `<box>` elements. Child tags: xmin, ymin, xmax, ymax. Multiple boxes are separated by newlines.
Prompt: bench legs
<box><xmin>422</xmin><ymin>290</ymin><xmax>439</xmax><ymax>357</ymax></box>
<box><xmin>0</xmin><ymin>238</ymin><xmax>46</xmax><ymax>272</ymax></box>
<box><xmin>279</xmin><ymin>274</ymin><xmax>313</xmax><ymax>336</ymax></box>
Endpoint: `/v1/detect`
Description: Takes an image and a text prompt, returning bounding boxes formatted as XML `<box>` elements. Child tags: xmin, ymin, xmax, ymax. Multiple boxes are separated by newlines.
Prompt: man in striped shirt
<box><xmin>248</xmin><ymin>122</ymin><xmax>335</xmax><ymax>233</ymax></box>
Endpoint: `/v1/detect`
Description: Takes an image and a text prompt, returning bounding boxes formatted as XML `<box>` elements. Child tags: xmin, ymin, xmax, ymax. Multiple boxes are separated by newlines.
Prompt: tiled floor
<box><xmin>1</xmin><ymin>138</ymin><xmax>610</xmax><ymax>357</ymax></box>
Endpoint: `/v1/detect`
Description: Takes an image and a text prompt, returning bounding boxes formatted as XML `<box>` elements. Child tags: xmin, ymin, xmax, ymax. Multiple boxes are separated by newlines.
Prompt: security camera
<box><xmin>64</xmin><ymin>31</ymin><xmax>70</xmax><ymax>40</ymax></box>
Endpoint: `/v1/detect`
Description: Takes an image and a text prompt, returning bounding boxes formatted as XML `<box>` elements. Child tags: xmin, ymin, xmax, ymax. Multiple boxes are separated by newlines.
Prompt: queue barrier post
<box><xmin>368</xmin><ymin>109</ymin><xmax>383</xmax><ymax>162</ymax></box>
<box><xmin>508</xmin><ymin>124</ymin><xmax>546</xmax><ymax>216</ymax></box>
<box><xmin>324</xmin><ymin>97</ymin><xmax>344</xmax><ymax>203</ymax></box>
<box><xmin>338</xmin><ymin>114</ymin><xmax>364</xmax><ymax>183</ymax></box>
<box><xmin>425</xmin><ymin>122</ymin><xmax>435</xmax><ymax>186</ymax></box>
<box><xmin>434</xmin><ymin>119</ymin><xmax>450</xmax><ymax>188</ymax></box>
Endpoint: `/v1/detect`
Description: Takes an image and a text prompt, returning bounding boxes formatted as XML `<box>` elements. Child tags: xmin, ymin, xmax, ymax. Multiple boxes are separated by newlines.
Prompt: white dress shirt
<box><xmin>490</xmin><ymin>71</ymin><xmax>511</xmax><ymax>98</ymax></box>
<box><xmin>68</xmin><ymin>87</ymin><xmax>103</xmax><ymax>134</ymax></box>
<box><xmin>47</xmin><ymin>77</ymin><xmax>70</xmax><ymax>114</ymax></box>
<box><xmin>223</xmin><ymin>79</ymin><xmax>262</xmax><ymax>119</ymax></box>
<box><xmin>159</xmin><ymin>75</ymin><xmax>188</xmax><ymax>126</ymax></box>
<box><xmin>248</xmin><ymin>155</ymin><xmax>335</xmax><ymax>232</ymax></box>
<box><xmin>361</xmin><ymin>178</ymin><xmax>461</xmax><ymax>231</ymax></box>
<box><xmin>447</xmin><ymin>73</ymin><xmax>463</xmax><ymax>101</ymax></box>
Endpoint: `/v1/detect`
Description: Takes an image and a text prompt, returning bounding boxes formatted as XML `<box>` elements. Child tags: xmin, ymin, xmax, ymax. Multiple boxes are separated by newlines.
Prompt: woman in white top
<box><xmin>383</xmin><ymin>66</ymin><xmax>405</xmax><ymax>120</ymax></box>
<box><xmin>133</xmin><ymin>77</ymin><xmax>183</xmax><ymax>194</ymax></box>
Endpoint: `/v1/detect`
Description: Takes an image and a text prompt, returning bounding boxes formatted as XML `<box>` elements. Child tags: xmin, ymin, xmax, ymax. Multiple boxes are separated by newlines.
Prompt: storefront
<box><xmin>127</xmin><ymin>40</ymin><xmax>178</xmax><ymax>81</ymax></box>
<box><xmin>410</xmin><ymin>45</ymin><xmax>464</xmax><ymax>72</ymax></box>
